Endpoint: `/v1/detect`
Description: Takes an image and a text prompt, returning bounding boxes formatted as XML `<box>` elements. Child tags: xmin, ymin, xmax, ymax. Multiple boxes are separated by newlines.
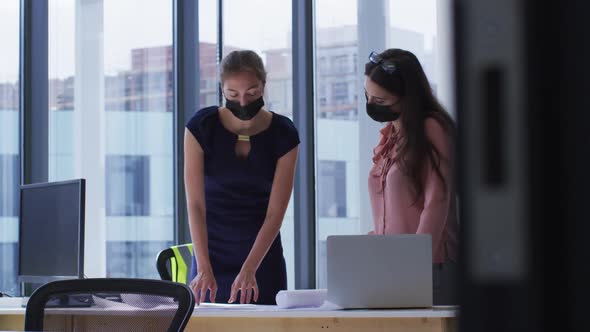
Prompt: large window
<box><xmin>314</xmin><ymin>0</ymin><xmax>455</xmax><ymax>287</ymax></box>
<box><xmin>223</xmin><ymin>0</ymin><xmax>296</xmax><ymax>289</ymax></box>
<box><xmin>48</xmin><ymin>0</ymin><xmax>174</xmax><ymax>279</ymax></box>
<box><xmin>198</xmin><ymin>0</ymin><xmax>219</xmax><ymax>108</ymax></box>
<box><xmin>106</xmin><ymin>155</ymin><xmax>150</xmax><ymax>217</ymax></box>
<box><xmin>5</xmin><ymin>0</ymin><xmax>455</xmax><ymax>291</ymax></box>
<box><xmin>0</xmin><ymin>1</ymin><xmax>20</xmax><ymax>296</ymax></box>
<box><xmin>0</xmin><ymin>156</ymin><xmax>19</xmax><ymax>217</ymax></box>
<box><xmin>318</xmin><ymin>161</ymin><xmax>347</xmax><ymax>218</ymax></box>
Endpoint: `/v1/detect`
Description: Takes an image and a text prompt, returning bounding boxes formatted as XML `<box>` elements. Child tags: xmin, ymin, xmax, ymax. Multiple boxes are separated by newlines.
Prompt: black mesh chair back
<box><xmin>24</xmin><ymin>278</ymin><xmax>195</xmax><ymax>332</ymax></box>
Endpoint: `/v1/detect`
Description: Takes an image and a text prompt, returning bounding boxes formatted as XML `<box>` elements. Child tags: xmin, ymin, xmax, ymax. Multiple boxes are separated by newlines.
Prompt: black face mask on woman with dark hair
<box><xmin>366</xmin><ymin>102</ymin><xmax>401</xmax><ymax>122</ymax></box>
<box><xmin>225</xmin><ymin>96</ymin><xmax>265</xmax><ymax>121</ymax></box>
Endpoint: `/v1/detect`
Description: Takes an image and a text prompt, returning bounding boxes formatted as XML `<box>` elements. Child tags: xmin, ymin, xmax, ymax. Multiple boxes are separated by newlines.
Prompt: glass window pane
<box><xmin>48</xmin><ymin>0</ymin><xmax>174</xmax><ymax>279</ymax></box>
<box><xmin>388</xmin><ymin>0</ymin><xmax>455</xmax><ymax>115</ymax></box>
<box><xmin>222</xmin><ymin>0</ymin><xmax>295</xmax><ymax>289</ymax></box>
<box><xmin>199</xmin><ymin>0</ymin><xmax>219</xmax><ymax>108</ymax></box>
<box><xmin>106</xmin><ymin>156</ymin><xmax>150</xmax><ymax>217</ymax></box>
<box><xmin>0</xmin><ymin>1</ymin><xmax>20</xmax><ymax>296</ymax></box>
<box><xmin>318</xmin><ymin>161</ymin><xmax>347</xmax><ymax>218</ymax></box>
<box><xmin>314</xmin><ymin>0</ymin><xmax>453</xmax><ymax>288</ymax></box>
<box><xmin>315</xmin><ymin>0</ymin><xmax>359</xmax><ymax>290</ymax></box>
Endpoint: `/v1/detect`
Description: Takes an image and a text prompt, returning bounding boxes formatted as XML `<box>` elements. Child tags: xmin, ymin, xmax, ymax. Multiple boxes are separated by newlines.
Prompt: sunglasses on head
<box><xmin>369</xmin><ymin>51</ymin><xmax>397</xmax><ymax>74</ymax></box>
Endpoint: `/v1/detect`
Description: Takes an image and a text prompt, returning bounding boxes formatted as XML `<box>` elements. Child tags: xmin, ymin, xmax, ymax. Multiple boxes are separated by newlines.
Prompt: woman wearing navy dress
<box><xmin>184</xmin><ymin>50</ymin><xmax>300</xmax><ymax>305</ymax></box>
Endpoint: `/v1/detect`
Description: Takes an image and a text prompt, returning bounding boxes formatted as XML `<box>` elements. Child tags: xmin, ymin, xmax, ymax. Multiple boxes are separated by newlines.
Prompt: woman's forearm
<box><xmin>187</xmin><ymin>203</ymin><xmax>213</xmax><ymax>273</ymax></box>
<box><xmin>241</xmin><ymin>216</ymin><xmax>283</xmax><ymax>272</ymax></box>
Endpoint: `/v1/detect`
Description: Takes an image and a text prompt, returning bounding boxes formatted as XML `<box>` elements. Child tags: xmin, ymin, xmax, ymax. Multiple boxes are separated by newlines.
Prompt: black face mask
<box><xmin>366</xmin><ymin>102</ymin><xmax>401</xmax><ymax>122</ymax></box>
<box><xmin>225</xmin><ymin>96</ymin><xmax>265</xmax><ymax>121</ymax></box>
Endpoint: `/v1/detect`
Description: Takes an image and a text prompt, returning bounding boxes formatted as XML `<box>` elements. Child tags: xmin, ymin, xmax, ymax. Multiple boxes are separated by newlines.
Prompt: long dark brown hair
<box><xmin>365</xmin><ymin>48</ymin><xmax>455</xmax><ymax>203</ymax></box>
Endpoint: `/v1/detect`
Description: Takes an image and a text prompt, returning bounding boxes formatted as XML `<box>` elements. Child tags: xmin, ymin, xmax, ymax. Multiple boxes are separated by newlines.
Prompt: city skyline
<box><xmin>1</xmin><ymin>23</ymin><xmax>436</xmax><ymax>119</ymax></box>
<box><xmin>0</xmin><ymin>0</ymin><xmax>438</xmax><ymax>82</ymax></box>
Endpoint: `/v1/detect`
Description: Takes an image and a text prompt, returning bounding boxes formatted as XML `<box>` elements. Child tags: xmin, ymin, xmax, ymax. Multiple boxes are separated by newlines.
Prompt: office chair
<box><xmin>156</xmin><ymin>243</ymin><xmax>194</xmax><ymax>284</ymax></box>
<box><xmin>24</xmin><ymin>278</ymin><xmax>195</xmax><ymax>332</ymax></box>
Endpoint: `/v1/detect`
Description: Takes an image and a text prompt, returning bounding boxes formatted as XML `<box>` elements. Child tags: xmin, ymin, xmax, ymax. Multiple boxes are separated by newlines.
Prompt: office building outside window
<box><xmin>0</xmin><ymin>1</ymin><xmax>20</xmax><ymax>296</ymax></box>
<box><xmin>106</xmin><ymin>155</ymin><xmax>150</xmax><ymax>217</ymax></box>
<box><xmin>198</xmin><ymin>0</ymin><xmax>219</xmax><ymax>108</ymax></box>
<box><xmin>314</xmin><ymin>0</ymin><xmax>455</xmax><ymax>288</ymax></box>
<box><xmin>48</xmin><ymin>0</ymin><xmax>174</xmax><ymax>279</ymax></box>
<box><xmin>318</xmin><ymin>161</ymin><xmax>347</xmax><ymax>218</ymax></box>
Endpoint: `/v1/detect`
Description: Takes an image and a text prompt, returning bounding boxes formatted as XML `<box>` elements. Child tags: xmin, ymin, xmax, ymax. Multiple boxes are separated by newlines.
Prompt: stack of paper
<box><xmin>275</xmin><ymin>289</ymin><xmax>328</xmax><ymax>309</ymax></box>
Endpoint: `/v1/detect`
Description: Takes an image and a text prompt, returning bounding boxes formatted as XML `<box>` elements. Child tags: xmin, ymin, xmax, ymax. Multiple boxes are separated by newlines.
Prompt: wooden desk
<box><xmin>0</xmin><ymin>305</ymin><xmax>458</xmax><ymax>332</ymax></box>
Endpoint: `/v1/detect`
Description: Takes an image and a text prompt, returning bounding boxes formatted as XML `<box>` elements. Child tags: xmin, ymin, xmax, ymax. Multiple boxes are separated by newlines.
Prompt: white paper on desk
<box><xmin>275</xmin><ymin>289</ymin><xmax>328</xmax><ymax>309</ymax></box>
<box><xmin>316</xmin><ymin>300</ymin><xmax>343</xmax><ymax>310</ymax></box>
<box><xmin>282</xmin><ymin>300</ymin><xmax>343</xmax><ymax>311</ymax></box>
<box><xmin>196</xmin><ymin>303</ymin><xmax>258</xmax><ymax>310</ymax></box>
<box><xmin>195</xmin><ymin>303</ymin><xmax>277</xmax><ymax>311</ymax></box>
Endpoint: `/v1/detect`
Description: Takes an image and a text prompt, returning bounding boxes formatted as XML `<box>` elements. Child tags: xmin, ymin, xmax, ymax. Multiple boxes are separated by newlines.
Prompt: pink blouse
<box><xmin>368</xmin><ymin>117</ymin><xmax>458</xmax><ymax>263</ymax></box>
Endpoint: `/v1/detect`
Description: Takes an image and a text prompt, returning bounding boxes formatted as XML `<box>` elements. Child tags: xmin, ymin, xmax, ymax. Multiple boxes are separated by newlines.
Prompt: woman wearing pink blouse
<box><xmin>364</xmin><ymin>49</ymin><xmax>458</xmax><ymax>304</ymax></box>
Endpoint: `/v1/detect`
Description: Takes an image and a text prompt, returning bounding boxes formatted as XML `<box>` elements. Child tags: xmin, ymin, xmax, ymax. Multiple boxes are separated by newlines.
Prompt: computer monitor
<box><xmin>18</xmin><ymin>179</ymin><xmax>85</xmax><ymax>283</ymax></box>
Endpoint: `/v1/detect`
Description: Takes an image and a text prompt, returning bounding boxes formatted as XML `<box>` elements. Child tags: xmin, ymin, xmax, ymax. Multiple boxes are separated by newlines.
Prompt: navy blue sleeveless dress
<box><xmin>186</xmin><ymin>106</ymin><xmax>300</xmax><ymax>305</ymax></box>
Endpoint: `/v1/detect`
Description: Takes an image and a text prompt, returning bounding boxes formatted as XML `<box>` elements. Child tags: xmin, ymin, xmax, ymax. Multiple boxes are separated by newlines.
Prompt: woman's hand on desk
<box><xmin>190</xmin><ymin>269</ymin><xmax>218</xmax><ymax>305</ymax></box>
<box><xmin>229</xmin><ymin>268</ymin><xmax>259</xmax><ymax>304</ymax></box>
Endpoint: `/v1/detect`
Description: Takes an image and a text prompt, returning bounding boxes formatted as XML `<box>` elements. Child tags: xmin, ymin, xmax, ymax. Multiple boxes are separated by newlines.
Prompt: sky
<box><xmin>0</xmin><ymin>0</ymin><xmax>438</xmax><ymax>82</ymax></box>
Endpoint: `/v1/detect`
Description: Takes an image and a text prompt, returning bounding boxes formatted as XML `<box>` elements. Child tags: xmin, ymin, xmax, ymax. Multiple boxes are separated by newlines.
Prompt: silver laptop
<box><xmin>327</xmin><ymin>234</ymin><xmax>432</xmax><ymax>309</ymax></box>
